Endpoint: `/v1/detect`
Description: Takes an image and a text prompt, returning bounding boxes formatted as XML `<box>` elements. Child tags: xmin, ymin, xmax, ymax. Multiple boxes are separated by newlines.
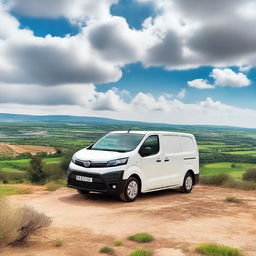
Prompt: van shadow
<box><xmin>58</xmin><ymin>188</ymin><xmax>181</xmax><ymax>207</ymax></box>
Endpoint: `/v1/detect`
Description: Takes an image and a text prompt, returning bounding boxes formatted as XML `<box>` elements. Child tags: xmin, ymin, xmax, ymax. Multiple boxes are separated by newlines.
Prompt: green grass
<box><xmin>128</xmin><ymin>249</ymin><xmax>153</xmax><ymax>256</ymax></box>
<box><xmin>99</xmin><ymin>246</ymin><xmax>115</xmax><ymax>255</ymax></box>
<box><xmin>201</xmin><ymin>162</ymin><xmax>254</xmax><ymax>179</ymax></box>
<box><xmin>46</xmin><ymin>183</ymin><xmax>63</xmax><ymax>191</ymax></box>
<box><xmin>55</xmin><ymin>239</ymin><xmax>64</xmax><ymax>247</ymax></box>
<box><xmin>114</xmin><ymin>240</ymin><xmax>123</xmax><ymax>246</ymax></box>
<box><xmin>223</xmin><ymin>150</ymin><xmax>256</xmax><ymax>156</ymax></box>
<box><xmin>128</xmin><ymin>233</ymin><xmax>155</xmax><ymax>243</ymax></box>
<box><xmin>0</xmin><ymin>185</ymin><xmax>31</xmax><ymax>196</ymax></box>
<box><xmin>196</xmin><ymin>243</ymin><xmax>243</xmax><ymax>256</ymax></box>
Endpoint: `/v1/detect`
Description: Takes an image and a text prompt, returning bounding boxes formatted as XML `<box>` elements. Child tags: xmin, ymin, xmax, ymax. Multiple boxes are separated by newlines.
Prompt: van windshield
<box><xmin>90</xmin><ymin>133</ymin><xmax>145</xmax><ymax>152</ymax></box>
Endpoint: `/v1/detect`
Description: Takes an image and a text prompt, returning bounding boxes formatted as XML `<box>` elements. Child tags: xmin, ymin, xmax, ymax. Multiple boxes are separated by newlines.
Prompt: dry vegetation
<box><xmin>0</xmin><ymin>198</ymin><xmax>51</xmax><ymax>246</ymax></box>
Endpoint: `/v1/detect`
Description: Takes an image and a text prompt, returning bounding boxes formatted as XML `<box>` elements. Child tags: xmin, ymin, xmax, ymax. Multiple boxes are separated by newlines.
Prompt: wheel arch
<box><xmin>129</xmin><ymin>174</ymin><xmax>142</xmax><ymax>193</ymax></box>
<box><xmin>185</xmin><ymin>169</ymin><xmax>196</xmax><ymax>185</ymax></box>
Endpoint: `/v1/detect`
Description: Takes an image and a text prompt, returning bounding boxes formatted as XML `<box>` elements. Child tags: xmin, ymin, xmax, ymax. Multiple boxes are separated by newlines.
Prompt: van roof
<box><xmin>109</xmin><ymin>131</ymin><xmax>194</xmax><ymax>137</ymax></box>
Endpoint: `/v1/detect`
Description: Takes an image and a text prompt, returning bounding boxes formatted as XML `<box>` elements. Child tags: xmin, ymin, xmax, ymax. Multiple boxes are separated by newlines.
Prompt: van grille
<box><xmin>74</xmin><ymin>160</ymin><xmax>107</xmax><ymax>168</ymax></box>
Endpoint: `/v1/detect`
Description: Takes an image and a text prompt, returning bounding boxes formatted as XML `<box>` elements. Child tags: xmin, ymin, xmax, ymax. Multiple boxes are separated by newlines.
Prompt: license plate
<box><xmin>76</xmin><ymin>175</ymin><xmax>93</xmax><ymax>182</ymax></box>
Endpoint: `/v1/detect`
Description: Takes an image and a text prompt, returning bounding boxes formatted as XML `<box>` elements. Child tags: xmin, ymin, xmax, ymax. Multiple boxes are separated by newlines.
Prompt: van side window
<box><xmin>140</xmin><ymin>135</ymin><xmax>159</xmax><ymax>156</ymax></box>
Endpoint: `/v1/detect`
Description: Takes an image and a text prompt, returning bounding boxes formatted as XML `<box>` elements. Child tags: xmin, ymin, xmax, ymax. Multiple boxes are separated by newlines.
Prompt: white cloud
<box><xmin>210</xmin><ymin>68</ymin><xmax>251</xmax><ymax>87</ymax></box>
<box><xmin>188</xmin><ymin>79</ymin><xmax>214</xmax><ymax>89</ymax></box>
<box><xmin>176</xmin><ymin>88</ymin><xmax>186</xmax><ymax>99</ymax></box>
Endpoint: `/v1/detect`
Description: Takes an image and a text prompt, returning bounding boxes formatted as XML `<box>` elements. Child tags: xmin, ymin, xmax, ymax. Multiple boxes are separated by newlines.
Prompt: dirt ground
<box><xmin>1</xmin><ymin>185</ymin><xmax>256</xmax><ymax>256</ymax></box>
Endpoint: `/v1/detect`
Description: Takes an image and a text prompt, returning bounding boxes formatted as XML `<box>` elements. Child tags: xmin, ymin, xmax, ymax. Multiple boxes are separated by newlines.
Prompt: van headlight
<box><xmin>71</xmin><ymin>155</ymin><xmax>77</xmax><ymax>164</ymax></box>
<box><xmin>107</xmin><ymin>157</ymin><xmax>128</xmax><ymax>167</ymax></box>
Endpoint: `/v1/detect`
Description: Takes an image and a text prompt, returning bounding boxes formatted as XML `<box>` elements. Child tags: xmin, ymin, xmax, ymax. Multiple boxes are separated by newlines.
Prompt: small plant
<box><xmin>55</xmin><ymin>239</ymin><xmax>64</xmax><ymax>247</ymax></box>
<box><xmin>99</xmin><ymin>246</ymin><xmax>115</xmax><ymax>255</ymax></box>
<box><xmin>0</xmin><ymin>198</ymin><xmax>51</xmax><ymax>246</ymax></box>
<box><xmin>196</xmin><ymin>243</ymin><xmax>243</xmax><ymax>256</ymax></box>
<box><xmin>225</xmin><ymin>197</ymin><xmax>241</xmax><ymax>203</ymax></box>
<box><xmin>114</xmin><ymin>240</ymin><xmax>123</xmax><ymax>246</ymax></box>
<box><xmin>128</xmin><ymin>233</ymin><xmax>155</xmax><ymax>243</ymax></box>
<box><xmin>231</xmin><ymin>163</ymin><xmax>237</xmax><ymax>168</ymax></box>
<box><xmin>128</xmin><ymin>248</ymin><xmax>153</xmax><ymax>256</ymax></box>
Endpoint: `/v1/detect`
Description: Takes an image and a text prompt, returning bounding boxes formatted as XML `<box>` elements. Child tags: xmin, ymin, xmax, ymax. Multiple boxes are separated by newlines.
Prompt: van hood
<box><xmin>74</xmin><ymin>148</ymin><xmax>130</xmax><ymax>162</ymax></box>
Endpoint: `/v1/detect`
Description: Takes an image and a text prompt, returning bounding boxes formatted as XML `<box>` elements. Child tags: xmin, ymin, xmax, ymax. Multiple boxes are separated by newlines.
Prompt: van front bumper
<box><xmin>67</xmin><ymin>169</ymin><xmax>125</xmax><ymax>195</ymax></box>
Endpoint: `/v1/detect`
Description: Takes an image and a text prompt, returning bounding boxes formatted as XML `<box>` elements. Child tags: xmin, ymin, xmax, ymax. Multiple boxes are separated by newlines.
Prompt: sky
<box><xmin>0</xmin><ymin>0</ymin><xmax>256</xmax><ymax>127</ymax></box>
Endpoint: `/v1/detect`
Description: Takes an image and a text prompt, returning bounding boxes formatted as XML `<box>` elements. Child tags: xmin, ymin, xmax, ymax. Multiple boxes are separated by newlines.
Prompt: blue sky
<box><xmin>0</xmin><ymin>0</ymin><xmax>256</xmax><ymax>127</ymax></box>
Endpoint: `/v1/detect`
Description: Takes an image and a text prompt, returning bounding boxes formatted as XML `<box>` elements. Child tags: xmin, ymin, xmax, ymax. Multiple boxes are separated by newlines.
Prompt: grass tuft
<box><xmin>99</xmin><ymin>246</ymin><xmax>115</xmax><ymax>255</ymax></box>
<box><xmin>128</xmin><ymin>233</ymin><xmax>155</xmax><ymax>243</ymax></box>
<box><xmin>196</xmin><ymin>243</ymin><xmax>243</xmax><ymax>256</ymax></box>
<box><xmin>225</xmin><ymin>197</ymin><xmax>241</xmax><ymax>203</ymax></box>
<box><xmin>46</xmin><ymin>183</ymin><xmax>63</xmax><ymax>192</ymax></box>
<box><xmin>55</xmin><ymin>239</ymin><xmax>64</xmax><ymax>247</ymax></box>
<box><xmin>128</xmin><ymin>248</ymin><xmax>153</xmax><ymax>256</ymax></box>
<box><xmin>114</xmin><ymin>240</ymin><xmax>123</xmax><ymax>246</ymax></box>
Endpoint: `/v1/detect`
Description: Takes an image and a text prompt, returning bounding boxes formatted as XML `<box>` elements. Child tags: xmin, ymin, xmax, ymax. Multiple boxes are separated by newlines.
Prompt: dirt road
<box><xmin>2</xmin><ymin>185</ymin><xmax>256</xmax><ymax>256</ymax></box>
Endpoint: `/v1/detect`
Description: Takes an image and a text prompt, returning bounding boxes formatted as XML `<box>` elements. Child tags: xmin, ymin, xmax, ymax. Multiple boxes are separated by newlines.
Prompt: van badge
<box><xmin>83</xmin><ymin>161</ymin><xmax>91</xmax><ymax>167</ymax></box>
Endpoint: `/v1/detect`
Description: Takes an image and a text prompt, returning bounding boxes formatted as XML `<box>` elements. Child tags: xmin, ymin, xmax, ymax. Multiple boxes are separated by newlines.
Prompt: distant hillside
<box><xmin>0</xmin><ymin>113</ymin><xmax>255</xmax><ymax>132</ymax></box>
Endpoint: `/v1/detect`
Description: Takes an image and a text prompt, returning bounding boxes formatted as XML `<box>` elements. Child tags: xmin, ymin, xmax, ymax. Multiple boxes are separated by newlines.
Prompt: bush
<box><xmin>43</xmin><ymin>163</ymin><xmax>64</xmax><ymax>181</ymax></box>
<box><xmin>128</xmin><ymin>249</ymin><xmax>153</xmax><ymax>256</ymax></box>
<box><xmin>0</xmin><ymin>171</ymin><xmax>26</xmax><ymax>184</ymax></box>
<box><xmin>27</xmin><ymin>155</ymin><xmax>46</xmax><ymax>184</ymax></box>
<box><xmin>196</xmin><ymin>243</ymin><xmax>243</xmax><ymax>256</ymax></box>
<box><xmin>224</xmin><ymin>179</ymin><xmax>256</xmax><ymax>190</ymax></box>
<box><xmin>225</xmin><ymin>197</ymin><xmax>241</xmax><ymax>203</ymax></box>
<box><xmin>128</xmin><ymin>233</ymin><xmax>155</xmax><ymax>243</ymax></box>
<box><xmin>60</xmin><ymin>150</ymin><xmax>76</xmax><ymax>172</ymax></box>
<box><xmin>242</xmin><ymin>167</ymin><xmax>256</xmax><ymax>182</ymax></box>
<box><xmin>200</xmin><ymin>173</ymin><xmax>231</xmax><ymax>186</ymax></box>
<box><xmin>99</xmin><ymin>246</ymin><xmax>115</xmax><ymax>255</ymax></box>
<box><xmin>231</xmin><ymin>163</ymin><xmax>237</xmax><ymax>168</ymax></box>
<box><xmin>0</xmin><ymin>199</ymin><xmax>51</xmax><ymax>246</ymax></box>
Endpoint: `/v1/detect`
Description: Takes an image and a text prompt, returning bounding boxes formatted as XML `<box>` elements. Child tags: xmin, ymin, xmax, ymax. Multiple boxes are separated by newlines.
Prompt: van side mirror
<box><xmin>140</xmin><ymin>146</ymin><xmax>153</xmax><ymax>157</ymax></box>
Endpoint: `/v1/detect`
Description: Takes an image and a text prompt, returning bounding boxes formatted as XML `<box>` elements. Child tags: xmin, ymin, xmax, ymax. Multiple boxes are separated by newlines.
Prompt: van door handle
<box><xmin>156</xmin><ymin>159</ymin><xmax>161</xmax><ymax>162</ymax></box>
<box><xmin>164</xmin><ymin>159</ymin><xmax>170</xmax><ymax>162</ymax></box>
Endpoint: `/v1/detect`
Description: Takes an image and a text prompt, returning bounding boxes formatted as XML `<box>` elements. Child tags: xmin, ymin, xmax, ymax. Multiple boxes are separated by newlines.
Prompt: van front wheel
<box><xmin>119</xmin><ymin>177</ymin><xmax>139</xmax><ymax>202</ymax></box>
<box><xmin>181</xmin><ymin>173</ymin><xmax>193</xmax><ymax>193</ymax></box>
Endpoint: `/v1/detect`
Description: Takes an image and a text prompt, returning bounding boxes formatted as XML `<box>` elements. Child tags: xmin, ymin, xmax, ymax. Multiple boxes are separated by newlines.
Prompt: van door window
<box><xmin>139</xmin><ymin>135</ymin><xmax>159</xmax><ymax>156</ymax></box>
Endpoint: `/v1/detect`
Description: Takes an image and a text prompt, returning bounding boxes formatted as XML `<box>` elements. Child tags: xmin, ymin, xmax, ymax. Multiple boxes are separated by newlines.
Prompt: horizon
<box><xmin>0</xmin><ymin>0</ymin><xmax>255</xmax><ymax>127</ymax></box>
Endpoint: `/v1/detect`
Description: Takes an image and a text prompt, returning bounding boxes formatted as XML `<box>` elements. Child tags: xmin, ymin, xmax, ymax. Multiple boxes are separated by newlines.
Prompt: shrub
<box><xmin>114</xmin><ymin>240</ymin><xmax>123</xmax><ymax>246</ymax></box>
<box><xmin>196</xmin><ymin>243</ymin><xmax>243</xmax><ymax>256</ymax></box>
<box><xmin>242</xmin><ymin>167</ymin><xmax>256</xmax><ymax>182</ymax></box>
<box><xmin>27</xmin><ymin>155</ymin><xmax>46</xmax><ymax>184</ymax></box>
<box><xmin>128</xmin><ymin>249</ymin><xmax>153</xmax><ymax>256</ymax></box>
<box><xmin>128</xmin><ymin>233</ymin><xmax>155</xmax><ymax>243</ymax></box>
<box><xmin>0</xmin><ymin>199</ymin><xmax>51</xmax><ymax>246</ymax></box>
<box><xmin>225</xmin><ymin>197</ymin><xmax>241</xmax><ymax>203</ymax></box>
<box><xmin>224</xmin><ymin>179</ymin><xmax>256</xmax><ymax>190</ymax></box>
<box><xmin>99</xmin><ymin>246</ymin><xmax>115</xmax><ymax>255</ymax></box>
<box><xmin>43</xmin><ymin>164</ymin><xmax>64</xmax><ymax>181</ymax></box>
<box><xmin>55</xmin><ymin>239</ymin><xmax>64</xmax><ymax>247</ymax></box>
<box><xmin>200</xmin><ymin>173</ymin><xmax>231</xmax><ymax>186</ymax></box>
<box><xmin>0</xmin><ymin>171</ymin><xmax>26</xmax><ymax>184</ymax></box>
<box><xmin>230</xmin><ymin>163</ymin><xmax>237</xmax><ymax>168</ymax></box>
<box><xmin>60</xmin><ymin>150</ymin><xmax>76</xmax><ymax>172</ymax></box>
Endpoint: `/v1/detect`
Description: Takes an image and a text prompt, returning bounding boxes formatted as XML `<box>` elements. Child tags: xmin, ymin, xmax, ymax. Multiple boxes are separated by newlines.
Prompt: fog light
<box><xmin>112</xmin><ymin>185</ymin><xmax>117</xmax><ymax>189</ymax></box>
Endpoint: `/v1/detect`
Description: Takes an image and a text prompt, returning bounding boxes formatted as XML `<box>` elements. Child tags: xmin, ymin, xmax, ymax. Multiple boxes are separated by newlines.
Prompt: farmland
<box><xmin>0</xmin><ymin>113</ymin><xmax>256</xmax><ymax>182</ymax></box>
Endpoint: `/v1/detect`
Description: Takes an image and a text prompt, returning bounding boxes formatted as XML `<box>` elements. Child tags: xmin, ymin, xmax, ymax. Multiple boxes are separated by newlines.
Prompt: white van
<box><xmin>67</xmin><ymin>131</ymin><xmax>199</xmax><ymax>202</ymax></box>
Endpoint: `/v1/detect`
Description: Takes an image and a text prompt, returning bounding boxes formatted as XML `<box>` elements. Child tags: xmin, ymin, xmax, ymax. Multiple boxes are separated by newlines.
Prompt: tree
<box><xmin>60</xmin><ymin>150</ymin><xmax>76</xmax><ymax>172</ymax></box>
<box><xmin>243</xmin><ymin>167</ymin><xmax>256</xmax><ymax>182</ymax></box>
<box><xmin>27</xmin><ymin>155</ymin><xmax>46</xmax><ymax>183</ymax></box>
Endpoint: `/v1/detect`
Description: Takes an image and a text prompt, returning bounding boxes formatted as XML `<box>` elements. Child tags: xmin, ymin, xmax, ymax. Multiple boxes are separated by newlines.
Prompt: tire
<box><xmin>181</xmin><ymin>172</ymin><xmax>193</xmax><ymax>193</ymax></box>
<box><xmin>119</xmin><ymin>177</ymin><xmax>139</xmax><ymax>202</ymax></box>
<box><xmin>77</xmin><ymin>189</ymin><xmax>89</xmax><ymax>195</ymax></box>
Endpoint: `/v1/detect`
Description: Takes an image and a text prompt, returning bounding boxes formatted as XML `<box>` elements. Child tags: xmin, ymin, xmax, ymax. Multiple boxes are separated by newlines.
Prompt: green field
<box><xmin>0</xmin><ymin>157</ymin><xmax>62</xmax><ymax>172</ymax></box>
<box><xmin>201</xmin><ymin>162</ymin><xmax>254</xmax><ymax>179</ymax></box>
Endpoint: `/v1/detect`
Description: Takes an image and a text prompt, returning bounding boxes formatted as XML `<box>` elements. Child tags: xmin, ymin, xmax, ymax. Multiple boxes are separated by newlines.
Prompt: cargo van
<box><xmin>67</xmin><ymin>131</ymin><xmax>199</xmax><ymax>202</ymax></box>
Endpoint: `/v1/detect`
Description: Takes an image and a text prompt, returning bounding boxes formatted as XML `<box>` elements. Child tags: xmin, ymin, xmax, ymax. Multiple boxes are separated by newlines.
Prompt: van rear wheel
<box><xmin>181</xmin><ymin>173</ymin><xmax>193</xmax><ymax>193</ymax></box>
<box><xmin>119</xmin><ymin>177</ymin><xmax>139</xmax><ymax>202</ymax></box>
